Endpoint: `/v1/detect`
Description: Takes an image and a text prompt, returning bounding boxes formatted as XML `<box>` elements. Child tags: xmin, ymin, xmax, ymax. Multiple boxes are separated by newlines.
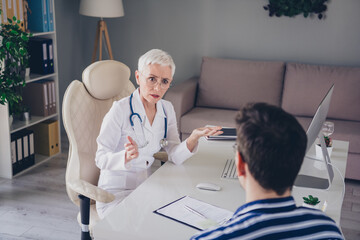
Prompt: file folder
<box><xmin>16</xmin><ymin>133</ymin><xmax>24</xmax><ymax>172</ymax></box>
<box><xmin>27</xmin><ymin>0</ymin><xmax>48</xmax><ymax>32</ymax></box>
<box><xmin>1</xmin><ymin>0</ymin><xmax>24</xmax><ymax>30</ymax></box>
<box><xmin>47</xmin><ymin>39</ymin><xmax>54</xmax><ymax>73</ymax></box>
<box><xmin>28</xmin><ymin>120</ymin><xmax>59</xmax><ymax>156</ymax></box>
<box><xmin>22</xmin><ymin>80</ymin><xmax>49</xmax><ymax>116</ymax></box>
<box><xmin>51</xmin><ymin>81</ymin><xmax>56</xmax><ymax>114</ymax></box>
<box><xmin>22</xmin><ymin>129</ymin><xmax>35</xmax><ymax>168</ymax></box>
<box><xmin>11</xmin><ymin>133</ymin><xmax>21</xmax><ymax>175</ymax></box>
<box><xmin>46</xmin><ymin>0</ymin><xmax>53</xmax><ymax>31</ymax></box>
<box><xmin>29</xmin><ymin>37</ymin><xmax>52</xmax><ymax>74</ymax></box>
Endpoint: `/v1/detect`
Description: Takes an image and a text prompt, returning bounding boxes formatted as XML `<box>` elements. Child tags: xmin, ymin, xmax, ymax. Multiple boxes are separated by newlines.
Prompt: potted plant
<box><xmin>0</xmin><ymin>12</ymin><xmax>32</xmax><ymax>124</ymax></box>
<box><xmin>302</xmin><ymin>195</ymin><xmax>320</xmax><ymax>209</ymax></box>
<box><xmin>316</xmin><ymin>135</ymin><xmax>333</xmax><ymax>158</ymax></box>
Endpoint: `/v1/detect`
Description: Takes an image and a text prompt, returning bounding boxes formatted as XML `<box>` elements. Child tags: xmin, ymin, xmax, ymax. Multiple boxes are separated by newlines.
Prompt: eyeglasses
<box><xmin>139</xmin><ymin>72</ymin><xmax>172</xmax><ymax>90</ymax></box>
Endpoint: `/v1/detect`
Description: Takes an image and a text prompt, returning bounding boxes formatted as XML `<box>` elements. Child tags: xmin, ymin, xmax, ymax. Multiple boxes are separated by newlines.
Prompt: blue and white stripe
<box><xmin>190</xmin><ymin>196</ymin><xmax>343</xmax><ymax>240</ymax></box>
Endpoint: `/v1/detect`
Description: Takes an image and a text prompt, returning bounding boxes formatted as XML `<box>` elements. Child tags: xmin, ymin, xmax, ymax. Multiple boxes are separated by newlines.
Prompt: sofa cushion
<box><xmin>282</xmin><ymin>63</ymin><xmax>360</xmax><ymax>121</ymax></box>
<box><xmin>180</xmin><ymin>107</ymin><xmax>238</xmax><ymax>134</ymax></box>
<box><xmin>295</xmin><ymin>117</ymin><xmax>360</xmax><ymax>155</ymax></box>
<box><xmin>197</xmin><ymin>57</ymin><xmax>285</xmax><ymax>110</ymax></box>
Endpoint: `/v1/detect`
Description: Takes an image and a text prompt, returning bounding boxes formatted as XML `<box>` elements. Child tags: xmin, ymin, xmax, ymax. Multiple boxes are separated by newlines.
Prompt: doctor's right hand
<box><xmin>125</xmin><ymin>136</ymin><xmax>139</xmax><ymax>163</ymax></box>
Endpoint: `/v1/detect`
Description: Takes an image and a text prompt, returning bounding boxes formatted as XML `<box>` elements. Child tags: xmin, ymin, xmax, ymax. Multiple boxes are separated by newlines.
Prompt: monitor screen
<box><xmin>305</xmin><ymin>84</ymin><xmax>334</xmax><ymax>153</ymax></box>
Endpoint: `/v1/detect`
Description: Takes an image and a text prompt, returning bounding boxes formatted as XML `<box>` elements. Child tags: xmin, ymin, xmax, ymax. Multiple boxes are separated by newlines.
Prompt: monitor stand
<box><xmin>294</xmin><ymin>133</ymin><xmax>334</xmax><ymax>190</ymax></box>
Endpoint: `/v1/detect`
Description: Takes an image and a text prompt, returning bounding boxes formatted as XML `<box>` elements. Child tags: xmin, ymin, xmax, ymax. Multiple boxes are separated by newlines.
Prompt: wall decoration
<box><xmin>263</xmin><ymin>0</ymin><xmax>329</xmax><ymax>19</ymax></box>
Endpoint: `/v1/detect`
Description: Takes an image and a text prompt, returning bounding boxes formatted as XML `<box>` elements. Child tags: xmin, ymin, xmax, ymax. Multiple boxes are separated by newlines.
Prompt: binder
<box><xmin>6</xmin><ymin>0</ymin><xmax>14</xmax><ymax>23</ymax></box>
<box><xmin>51</xmin><ymin>81</ymin><xmax>56</xmax><ymax>114</ymax></box>
<box><xmin>0</xmin><ymin>0</ymin><xmax>25</xmax><ymax>30</ymax></box>
<box><xmin>1</xmin><ymin>0</ymin><xmax>7</xmax><ymax>24</ymax></box>
<box><xmin>29</xmin><ymin>37</ymin><xmax>52</xmax><ymax>74</ymax></box>
<box><xmin>46</xmin><ymin>0</ymin><xmax>53</xmax><ymax>31</ymax></box>
<box><xmin>22</xmin><ymin>81</ymin><xmax>49</xmax><ymax>116</ymax></box>
<box><xmin>14</xmin><ymin>0</ymin><xmax>24</xmax><ymax>30</ymax></box>
<box><xmin>11</xmin><ymin>129</ymin><xmax>35</xmax><ymax>175</ymax></box>
<box><xmin>47</xmin><ymin>80</ymin><xmax>53</xmax><ymax>115</ymax></box>
<box><xmin>46</xmin><ymin>80</ymin><xmax>56</xmax><ymax>115</ymax></box>
<box><xmin>47</xmin><ymin>39</ymin><xmax>54</xmax><ymax>73</ymax></box>
<box><xmin>27</xmin><ymin>0</ymin><xmax>48</xmax><ymax>32</ymax></box>
<box><xmin>28</xmin><ymin>120</ymin><xmax>59</xmax><ymax>156</ymax></box>
<box><xmin>11</xmin><ymin>133</ymin><xmax>20</xmax><ymax>175</ymax></box>
<box><xmin>22</xmin><ymin>129</ymin><xmax>35</xmax><ymax>168</ymax></box>
<box><xmin>16</xmin><ymin>133</ymin><xmax>23</xmax><ymax>171</ymax></box>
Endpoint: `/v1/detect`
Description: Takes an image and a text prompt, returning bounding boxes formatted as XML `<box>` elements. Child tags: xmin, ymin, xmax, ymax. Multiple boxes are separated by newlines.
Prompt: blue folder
<box><xmin>28</xmin><ymin>0</ymin><xmax>49</xmax><ymax>32</ymax></box>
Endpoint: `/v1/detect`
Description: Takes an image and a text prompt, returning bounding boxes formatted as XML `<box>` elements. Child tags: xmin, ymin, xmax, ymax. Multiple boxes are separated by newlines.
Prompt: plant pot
<box><xmin>20</xmin><ymin>111</ymin><xmax>31</xmax><ymax>122</ymax></box>
<box><xmin>9</xmin><ymin>114</ymin><xmax>13</xmax><ymax>126</ymax></box>
<box><xmin>25</xmin><ymin>67</ymin><xmax>30</xmax><ymax>77</ymax></box>
<box><xmin>315</xmin><ymin>144</ymin><xmax>332</xmax><ymax>159</ymax></box>
<box><xmin>302</xmin><ymin>203</ymin><xmax>320</xmax><ymax>209</ymax></box>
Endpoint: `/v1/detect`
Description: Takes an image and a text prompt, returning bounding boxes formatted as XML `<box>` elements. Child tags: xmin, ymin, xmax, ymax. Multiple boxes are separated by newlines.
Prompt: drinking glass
<box><xmin>322</xmin><ymin>121</ymin><xmax>334</xmax><ymax>137</ymax></box>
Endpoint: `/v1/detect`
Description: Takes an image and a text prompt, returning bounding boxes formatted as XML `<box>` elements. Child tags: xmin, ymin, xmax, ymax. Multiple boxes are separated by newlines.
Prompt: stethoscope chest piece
<box><xmin>160</xmin><ymin>138</ymin><xmax>168</xmax><ymax>148</ymax></box>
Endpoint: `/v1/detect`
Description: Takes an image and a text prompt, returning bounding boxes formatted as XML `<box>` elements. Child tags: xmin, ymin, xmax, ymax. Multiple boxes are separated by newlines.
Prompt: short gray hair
<box><xmin>138</xmin><ymin>49</ymin><xmax>176</xmax><ymax>77</ymax></box>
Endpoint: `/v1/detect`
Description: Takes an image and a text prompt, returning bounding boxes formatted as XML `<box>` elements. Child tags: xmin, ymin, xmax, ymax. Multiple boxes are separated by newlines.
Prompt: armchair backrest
<box><xmin>62</xmin><ymin>60</ymin><xmax>135</xmax><ymax>205</ymax></box>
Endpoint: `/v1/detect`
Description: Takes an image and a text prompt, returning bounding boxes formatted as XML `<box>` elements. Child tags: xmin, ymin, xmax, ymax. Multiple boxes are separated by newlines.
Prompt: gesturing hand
<box><xmin>125</xmin><ymin>136</ymin><xmax>139</xmax><ymax>163</ymax></box>
<box><xmin>186</xmin><ymin>126</ymin><xmax>223</xmax><ymax>152</ymax></box>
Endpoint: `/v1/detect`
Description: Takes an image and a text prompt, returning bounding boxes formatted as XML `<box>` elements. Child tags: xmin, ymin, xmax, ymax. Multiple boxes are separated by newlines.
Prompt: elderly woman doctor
<box><xmin>95</xmin><ymin>49</ymin><xmax>222</xmax><ymax>218</ymax></box>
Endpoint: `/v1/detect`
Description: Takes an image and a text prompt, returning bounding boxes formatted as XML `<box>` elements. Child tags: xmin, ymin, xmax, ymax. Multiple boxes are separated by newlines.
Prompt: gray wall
<box><xmin>55</xmin><ymin>0</ymin><xmax>360</xmax><ymax>131</ymax></box>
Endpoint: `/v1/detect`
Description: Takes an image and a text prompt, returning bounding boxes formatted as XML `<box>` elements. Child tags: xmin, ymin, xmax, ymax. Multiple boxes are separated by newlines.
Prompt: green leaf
<box><xmin>5</xmin><ymin>42</ymin><xmax>12</xmax><ymax>50</ymax></box>
<box><xmin>21</xmin><ymin>35</ymin><xmax>29</xmax><ymax>41</ymax></box>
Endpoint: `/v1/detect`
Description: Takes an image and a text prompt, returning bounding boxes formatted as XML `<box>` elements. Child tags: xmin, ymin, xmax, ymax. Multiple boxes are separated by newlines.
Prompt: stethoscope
<box><xmin>129</xmin><ymin>93</ymin><xmax>168</xmax><ymax>148</ymax></box>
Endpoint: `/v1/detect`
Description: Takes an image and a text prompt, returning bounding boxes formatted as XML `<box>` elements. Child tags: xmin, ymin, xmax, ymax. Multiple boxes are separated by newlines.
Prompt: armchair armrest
<box><xmin>68</xmin><ymin>179</ymin><xmax>115</xmax><ymax>204</ymax></box>
<box><xmin>164</xmin><ymin>77</ymin><xmax>198</xmax><ymax>131</ymax></box>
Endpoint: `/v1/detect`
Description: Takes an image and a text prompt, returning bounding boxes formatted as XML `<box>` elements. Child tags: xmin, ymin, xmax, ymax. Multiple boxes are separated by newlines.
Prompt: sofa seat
<box><xmin>180</xmin><ymin>107</ymin><xmax>238</xmax><ymax>139</ymax></box>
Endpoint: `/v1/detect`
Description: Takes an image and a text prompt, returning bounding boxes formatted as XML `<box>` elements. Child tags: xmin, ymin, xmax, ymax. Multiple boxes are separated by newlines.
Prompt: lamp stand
<box><xmin>92</xmin><ymin>19</ymin><xmax>114</xmax><ymax>63</ymax></box>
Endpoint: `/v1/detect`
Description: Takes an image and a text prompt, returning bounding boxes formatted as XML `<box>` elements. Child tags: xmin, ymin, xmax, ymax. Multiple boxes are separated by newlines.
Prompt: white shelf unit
<box><xmin>0</xmin><ymin>0</ymin><xmax>60</xmax><ymax>179</ymax></box>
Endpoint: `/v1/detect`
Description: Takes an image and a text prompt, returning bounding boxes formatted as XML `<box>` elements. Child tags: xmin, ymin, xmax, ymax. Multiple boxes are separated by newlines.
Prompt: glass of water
<box><xmin>322</xmin><ymin>121</ymin><xmax>334</xmax><ymax>137</ymax></box>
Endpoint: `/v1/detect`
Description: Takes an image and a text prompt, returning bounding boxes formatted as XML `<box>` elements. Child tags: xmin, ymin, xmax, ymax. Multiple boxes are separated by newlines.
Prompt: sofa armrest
<box><xmin>164</xmin><ymin>77</ymin><xmax>198</xmax><ymax>131</ymax></box>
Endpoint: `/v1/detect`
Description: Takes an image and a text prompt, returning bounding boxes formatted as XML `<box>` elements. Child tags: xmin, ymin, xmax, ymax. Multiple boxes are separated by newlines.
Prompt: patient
<box><xmin>191</xmin><ymin>103</ymin><xmax>343</xmax><ymax>240</ymax></box>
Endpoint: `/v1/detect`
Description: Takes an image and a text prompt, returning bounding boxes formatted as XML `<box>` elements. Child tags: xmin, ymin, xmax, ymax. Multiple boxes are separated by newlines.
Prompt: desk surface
<box><xmin>93</xmin><ymin>139</ymin><xmax>348</xmax><ymax>240</ymax></box>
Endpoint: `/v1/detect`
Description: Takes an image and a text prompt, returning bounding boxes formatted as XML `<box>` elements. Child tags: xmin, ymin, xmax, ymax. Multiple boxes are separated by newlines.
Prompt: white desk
<box><xmin>93</xmin><ymin>139</ymin><xmax>348</xmax><ymax>240</ymax></box>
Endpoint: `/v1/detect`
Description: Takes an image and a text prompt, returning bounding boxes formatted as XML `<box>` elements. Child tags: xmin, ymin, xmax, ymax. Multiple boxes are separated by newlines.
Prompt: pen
<box><xmin>184</xmin><ymin>205</ymin><xmax>208</xmax><ymax>219</ymax></box>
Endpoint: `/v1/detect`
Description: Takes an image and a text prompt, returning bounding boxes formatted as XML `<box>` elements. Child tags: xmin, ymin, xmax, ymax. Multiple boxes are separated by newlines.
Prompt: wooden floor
<box><xmin>0</xmin><ymin>136</ymin><xmax>359</xmax><ymax>240</ymax></box>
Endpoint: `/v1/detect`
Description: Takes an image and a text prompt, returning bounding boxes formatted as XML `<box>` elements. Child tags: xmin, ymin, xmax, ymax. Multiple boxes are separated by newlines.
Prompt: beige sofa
<box><xmin>165</xmin><ymin>57</ymin><xmax>360</xmax><ymax>180</ymax></box>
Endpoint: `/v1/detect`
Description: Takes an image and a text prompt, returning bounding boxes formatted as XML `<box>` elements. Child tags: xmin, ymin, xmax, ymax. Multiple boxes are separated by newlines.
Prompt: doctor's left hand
<box><xmin>186</xmin><ymin>126</ymin><xmax>223</xmax><ymax>152</ymax></box>
<box><xmin>125</xmin><ymin>136</ymin><xmax>139</xmax><ymax>163</ymax></box>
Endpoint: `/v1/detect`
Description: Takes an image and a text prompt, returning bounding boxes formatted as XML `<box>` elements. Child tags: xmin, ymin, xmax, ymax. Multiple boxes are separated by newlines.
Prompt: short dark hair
<box><xmin>235</xmin><ymin>103</ymin><xmax>307</xmax><ymax>195</ymax></box>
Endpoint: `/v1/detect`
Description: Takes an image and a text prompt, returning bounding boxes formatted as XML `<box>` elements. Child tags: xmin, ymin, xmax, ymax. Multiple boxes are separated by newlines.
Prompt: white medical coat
<box><xmin>95</xmin><ymin>88</ymin><xmax>196</xmax><ymax>218</ymax></box>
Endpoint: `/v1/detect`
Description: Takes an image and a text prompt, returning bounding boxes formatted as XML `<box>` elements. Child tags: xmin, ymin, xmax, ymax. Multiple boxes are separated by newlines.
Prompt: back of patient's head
<box><xmin>236</xmin><ymin>103</ymin><xmax>307</xmax><ymax>195</ymax></box>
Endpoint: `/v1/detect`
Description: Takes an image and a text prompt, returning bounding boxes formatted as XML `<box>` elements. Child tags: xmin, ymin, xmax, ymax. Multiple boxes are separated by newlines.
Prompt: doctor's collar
<box><xmin>133</xmin><ymin>88</ymin><xmax>166</xmax><ymax>118</ymax></box>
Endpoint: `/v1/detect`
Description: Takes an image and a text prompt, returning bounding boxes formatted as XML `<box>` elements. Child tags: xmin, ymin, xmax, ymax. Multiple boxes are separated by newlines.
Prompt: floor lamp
<box><xmin>79</xmin><ymin>0</ymin><xmax>124</xmax><ymax>63</ymax></box>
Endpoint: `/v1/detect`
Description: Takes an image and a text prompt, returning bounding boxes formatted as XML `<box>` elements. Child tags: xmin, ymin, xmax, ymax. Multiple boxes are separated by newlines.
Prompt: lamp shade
<box><xmin>79</xmin><ymin>0</ymin><xmax>124</xmax><ymax>18</ymax></box>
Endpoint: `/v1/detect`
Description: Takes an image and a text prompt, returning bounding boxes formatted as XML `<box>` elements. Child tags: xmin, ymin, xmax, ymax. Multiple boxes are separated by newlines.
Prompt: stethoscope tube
<box><xmin>129</xmin><ymin>93</ymin><xmax>168</xmax><ymax>147</ymax></box>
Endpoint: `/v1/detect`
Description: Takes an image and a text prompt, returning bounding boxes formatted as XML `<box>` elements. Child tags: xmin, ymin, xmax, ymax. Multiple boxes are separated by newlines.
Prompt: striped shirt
<box><xmin>190</xmin><ymin>196</ymin><xmax>343</xmax><ymax>240</ymax></box>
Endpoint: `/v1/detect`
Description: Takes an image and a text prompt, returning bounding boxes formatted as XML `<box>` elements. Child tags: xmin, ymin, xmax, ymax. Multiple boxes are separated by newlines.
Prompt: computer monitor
<box><xmin>294</xmin><ymin>84</ymin><xmax>335</xmax><ymax>190</ymax></box>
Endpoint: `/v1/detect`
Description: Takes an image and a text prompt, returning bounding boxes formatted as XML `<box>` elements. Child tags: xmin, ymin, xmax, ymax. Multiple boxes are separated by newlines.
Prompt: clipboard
<box><xmin>153</xmin><ymin>196</ymin><xmax>233</xmax><ymax>231</ymax></box>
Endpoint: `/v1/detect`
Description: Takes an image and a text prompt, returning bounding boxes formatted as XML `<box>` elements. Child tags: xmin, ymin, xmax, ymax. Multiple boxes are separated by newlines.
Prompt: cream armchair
<box><xmin>62</xmin><ymin>60</ymin><xmax>135</xmax><ymax>239</ymax></box>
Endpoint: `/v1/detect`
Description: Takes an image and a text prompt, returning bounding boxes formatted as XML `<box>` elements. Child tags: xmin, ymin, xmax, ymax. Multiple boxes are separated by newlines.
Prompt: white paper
<box><xmin>155</xmin><ymin>196</ymin><xmax>233</xmax><ymax>230</ymax></box>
